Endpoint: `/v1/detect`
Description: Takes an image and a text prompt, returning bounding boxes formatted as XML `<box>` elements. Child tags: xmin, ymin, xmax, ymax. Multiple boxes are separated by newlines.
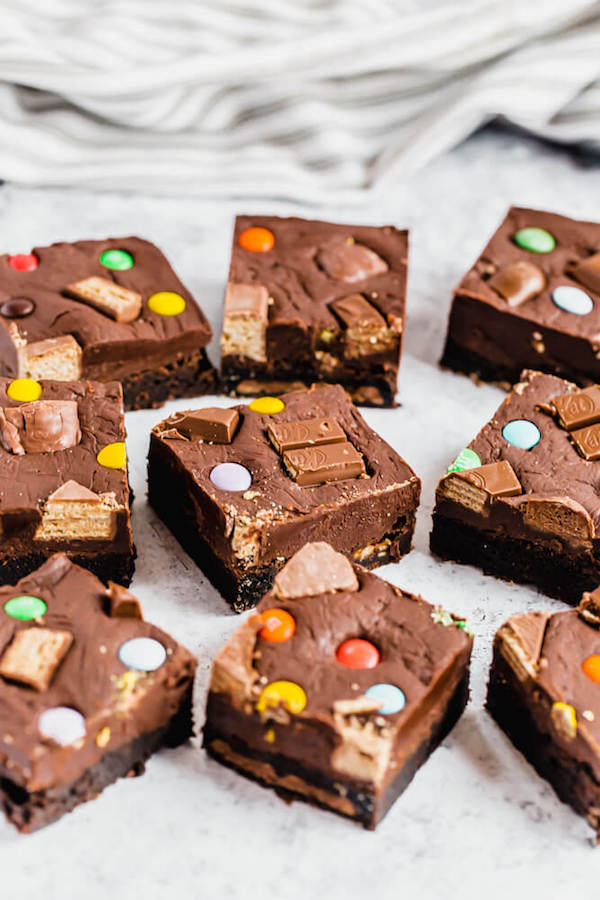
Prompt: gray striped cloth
<box><xmin>0</xmin><ymin>0</ymin><xmax>599</xmax><ymax>204</ymax></box>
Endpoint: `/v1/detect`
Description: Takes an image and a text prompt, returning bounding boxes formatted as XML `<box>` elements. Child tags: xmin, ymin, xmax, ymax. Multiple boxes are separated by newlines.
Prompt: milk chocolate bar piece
<box><xmin>267</xmin><ymin>416</ymin><xmax>346</xmax><ymax>452</ymax></box>
<box><xmin>0</xmin><ymin>400</ymin><xmax>81</xmax><ymax>455</ymax></box>
<box><xmin>553</xmin><ymin>385</ymin><xmax>600</xmax><ymax>430</ymax></box>
<box><xmin>0</xmin><ymin>554</ymin><xmax>196</xmax><ymax>832</ymax></box>
<box><xmin>173</xmin><ymin>407</ymin><xmax>239</xmax><ymax>443</ymax></box>
<box><xmin>330</xmin><ymin>294</ymin><xmax>387</xmax><ymax>328</ymax></box>
<box><xmin>283</xmin><ymin>441</ymin><xmax>365</xmax><ymax>486</ymax></box>
<box><xmin>204</xmin><ymin>542</ymin><xmax>472</xmax><ymax>829</ymax></box>
<box><xmin>18</xmin><ymin>335</ymin><xmax>82</xmax><ymax>382</ymax></box>
<box><xmin>222</xmin><ymin>283</ymin><xmax>270</xmax><ymax>364</ymax></box>
<box><xmin>440</xmin><ymin>207</ymin><xmax>600</xmax><ymax>388</ymax></box>
<box><xmin>106</xmin><ymin>581</ymin><xmax>143</xmax><ymax>619</ymax></box>
<box><xmin>431</xmin><ymin>369</ymin><xmax>600</xmax><ymax>604</ymax></box>
<box><xmin>65</xmin><ymin>276</ymin><xmax>142</xmax><ymax>324</ymax></box>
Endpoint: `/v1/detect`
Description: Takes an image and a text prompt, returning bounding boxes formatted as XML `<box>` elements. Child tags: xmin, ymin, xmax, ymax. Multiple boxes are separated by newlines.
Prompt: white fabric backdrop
<box><xmin>0</xmin><ymin>0</ymin><xmax>599</xmax><ymax>203</ymax></box>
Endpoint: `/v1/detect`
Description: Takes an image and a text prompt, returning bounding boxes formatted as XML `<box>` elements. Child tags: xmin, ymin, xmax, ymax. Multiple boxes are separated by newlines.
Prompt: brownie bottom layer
<box><xmin>149</xmin><ymin>471</ymin><xmax>414</xmax><ymax>611</ymax></box>
<box><xmin>0</xmin><ymin>549</ymin><xmax>136</xmax><ymax>589</ymax></box>
<box><xmin>430</xmin><ymin>513</ymin><xmax>599</xmax><ymax>605</ymax></box>
<box><xmin>221</xmin><ymin>371</ymin><xmax>397</xmax><ymax>408</ymax></box>
<box><xmin>487</xmin><ymin>649</ymin><xmax>600</xmax><ymax>840</ymax></box>
<box><xmin>204</xmin><ymin>670</ymin><xmax>469</xmax><ymax>829</ymax></box>
<box><xmin>121</xmin><ymin>348</ymin><xmax>217</xmax><ymax>411</ymax></box>
<box><xmin>1</xmin><ymin>685</ymin><xmax>193</xmax><ymax>833</ymax></box>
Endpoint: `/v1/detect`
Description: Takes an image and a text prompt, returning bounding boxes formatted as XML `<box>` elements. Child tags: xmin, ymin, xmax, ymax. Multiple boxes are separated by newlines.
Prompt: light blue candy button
<box><xmin>365</xmin><ymin>683</ymin><xmax>406</xmax><ymax>715</ymax></box>
<box><xmin>502</xmin><ymin>419</ymin><xmax>541</xmax><ymax>450</ymax></box>
<box><xmin>552</xmin><ymin>286</ymin><xmax>593</xmax><ymax>316</ymax></box>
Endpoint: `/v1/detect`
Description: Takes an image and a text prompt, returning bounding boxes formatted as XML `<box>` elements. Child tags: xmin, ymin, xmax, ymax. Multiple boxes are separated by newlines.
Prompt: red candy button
<box><xmin>336</xmin><ymin>638</ymin><xmax>380</xmax><ymax>669</ymax></box>
<box><xmin>8</xmin><ymin>253</ymin><xmax>38</xmax><ymax>272</ymax></box>
<box><xmin>259</xmin><ymin>608</ymin><xmax>296</xmax><ymax>643</ymax></box>
<box><xmin>238</xmin><ymin>227</ymin><xmax>275</xmax><ymax>253</ymax></box>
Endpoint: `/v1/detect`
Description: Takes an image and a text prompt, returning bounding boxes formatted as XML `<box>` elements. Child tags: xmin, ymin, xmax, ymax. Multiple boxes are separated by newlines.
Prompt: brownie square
<box><xmin>441</xmin><ymin>206</ymin><xmax>600</xmax><ymax>388</ymax></box>
<box><xmin>0</xmin><ymin>376</ymin><xmax>135</xmax><ymax>586</ymax></box>
<box><xmin>220</xmin><ymin>215</ymin><xmax>407</xmax><ymax>407</ymax></box>
<box><xmin>203</xmin><ymin>541</ymin><xmax>473</xmax><ymax>829</ymax></box>
<box><xmin>487</xmin><ymin>591</ymin><xmax>600</xmax><ymax>841</ymax></box>
<box><xmin>0</xmin><ymin>237</ymin><xmax>216</xmax><ymax>410</ymax></box>
<box><xmin>0</xmin><ymin>554</ymin><xmax>196</xmax><ymax>832</ymax></box>
<box><xmin>430</xmin><ymin>368</ymin><xmax>600</xmax><ymax>604</ymax></box>
<box><xmin>148</xmin><ymin>383</ymin><xmax>420</xmax><ymax>611</ymax></box>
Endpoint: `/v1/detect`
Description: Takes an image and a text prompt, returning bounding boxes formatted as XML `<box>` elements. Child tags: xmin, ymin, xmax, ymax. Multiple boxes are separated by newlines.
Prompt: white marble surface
<box><xmin>2</xmin><ymin>129</ymin><xmax>600</xmax><ymax>896</ymax></box>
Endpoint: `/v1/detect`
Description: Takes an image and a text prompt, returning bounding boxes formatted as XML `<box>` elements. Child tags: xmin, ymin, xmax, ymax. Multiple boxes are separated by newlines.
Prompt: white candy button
<box><xmin>118</xmin><ymin>637</ymin><xmax>166</xmax><ymax>672</ymax></box>
<box><xmin>552</xmin><ymin>286</ymin><xmax>593</xmax><ymax>316</ymax></box>
<box><xmin>38</xmin><ymin>707</ymin><xmax>86</xmax><ymax>746</ymax></box>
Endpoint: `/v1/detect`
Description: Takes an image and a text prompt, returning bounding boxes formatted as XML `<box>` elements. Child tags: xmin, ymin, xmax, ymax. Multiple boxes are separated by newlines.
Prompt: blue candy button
<box><xmin>552</xmin><ymin>286</ymin><xmax>593</xmax><ymax>316</ymax></box>
<box><xmin>365</xmin><ymin>683</ymin><xmax>406</xmax><ymax>715</ymax></box>
<box><xmin>502</xmin><ymin>419</ymin><xmax>541</xmax><ymax>450</ymax></box>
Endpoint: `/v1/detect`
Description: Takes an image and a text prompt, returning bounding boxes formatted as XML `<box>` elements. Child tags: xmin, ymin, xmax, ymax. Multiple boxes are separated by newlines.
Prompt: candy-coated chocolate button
<box><xmin>259</xmin><ymin>608</ymin><xmax>296</xmax><ymax>643</ymax></box>
<box><xmin>96</xmin><ymin>442</ymin><xmax>127</xmax><ymax>469</ymax></box>
<box><xmin>38</xmin><ymin>707</ymin><xmax>86</xmax><ymax>746</ymax></box>
<box><xmin>7</xmin><ymin>378</ymin><xmax>42</xmax><ymax>402</ymax></box>
<box><xmin>365</xmin><ymin>683</ymin><xmax>406</xmax><ymax>714</ymax></box>
<box><xmin>8</xmin><ymin>253</ymin><xmax>38</xmax><ymax>272</ymax></box>
<box><xmin>209</xmin><ymin>462</ymin><xmax>252</xmax><ymax>491</ymax></box>
<box><xmin>0</xmin><ymin>297</ymin><xmax>35</xmax><ymax>318</ymax></box>
<box><xmin>502</xmin><ymin>419</ymin><xmax>541</xmax><ymax>450</ymax></box>
<box><xmin>147</xmin><ymin>291</ymin><xmax>186</xmax><ymax>316</ymax></box>
<box><xmin>552</xmin><ymin>286</ymin><xmax>593</xmax><ymax>316</ymax></box>
<box><xmin>256</xmin><ymin>680</ymin><xmax>307</xmax><ymax>714</ymax></box>
<box><xmin>447</xmin><ymin>448</ymin><xmax>481</xmax><ymax>473</ymax></box>
<box><xmin>239</xmin><ymin>227</ymin><xmax>275</xmax><ymax>253</ymax></box>
<box><xmin>514</xmin><ymin>228</ymin><xmax>556</xmax><ymax>254</ymax></box>
<box><xmin>118</xmin><ymin>637</ymin><xmax>166</xmax><ymax>672</ymax></box>
<box><xmin>582</xmin><ymin>654</ymin><xmax>600</xmax><ymax>683</ymax></box>
<box><xmin>249</xmin><ymin>397</ymin><xmax>285</xmax><ymax>415</ymax></box>
<box><xmin>336</xmin><ymin>638</ymin><xmax>380</xmax><ymax>669</ymax></box>
<box><xmin>99</xmin><ymin>248</ymin><xmax>134</xmax><ymax>271</ymax></box>
<box><xmin>4</xmin><ymin>595</ymin><xmax>47</xmax><ymax>620</ymax></box>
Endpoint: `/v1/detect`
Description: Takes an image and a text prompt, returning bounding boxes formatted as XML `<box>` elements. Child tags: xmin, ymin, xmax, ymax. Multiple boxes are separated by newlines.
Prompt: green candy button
<box><xmin>447</xmin><ymin>448</ymin><xmax>481</xmax><ymax>473</ymax></box>
<box><xmin>4</xmin><ymin>595</ymin><xmax>47</xmax><ymax>620</ymax></box>
<box><xmin>99</xmin><ymin>249</ymin><xmax>134</xmax><ymax>271</ymax></box>
<box><xmin>513</xmin><ymin>227</ymin><xmax>556</xmax><ymax>254</ymax></box>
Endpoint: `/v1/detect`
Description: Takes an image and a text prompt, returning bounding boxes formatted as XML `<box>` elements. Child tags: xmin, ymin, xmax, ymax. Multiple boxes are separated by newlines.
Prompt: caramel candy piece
<box><xmin>18</xmin><ymin>335</ymin><xmax>82</xmax><ymax>381</ymax></box>
<box><xmin>552</xmin><ymin>386</ymin><xmax>600</xmax><ymax>431</ymax></box>
<box><xmin>65</xmin><ymin>276</ymin><xmax>142</xmax><ymax>323</ymax></box>
<box><xmin>571</xmin><ymin>422</ymin><xmax>600</xmax><ymax>460</ymax></box>
<box><xmin>0</xmin><ymin>627</ymin><xmax>73</xmax><ymax>691</ymax></box>
<box><xmin>330</xmin><ymin>294</ymin><xmax>395</xmax><ymax>359</ymax></box>
<box><xmin>173</xmin><ymin>407</ymin><xmax>239</xmax><ymax>443</ymax></box>
<box><xmin>488</xmin><ymin>261</ymin><xmax>545</xmax><ymax>307</ymax></box>
<box><xmin>267</xmin><ymin>417</ymin><xmax>345</xmax><ymax>453</ymax></box>
<box><xmin>454</xmin><ymin>461</ymin><xmax>522</xmax><ymax>497</ymax></box>
<box><xmin>107</xmin><ymin>582</ymin><xmax>142</xmax><ymax>619</ymax></box>
<box><xmin>579</xmin><ymin>586</ymin><xmax>600</xmax><ymax>627</ymax></box>
<box><xmin>222</xmin><ymin>282</ymin><xmax>269</xmax><ymax>363</ymax></box>
<box><xmin>283</xmin><ymin>441</ymin><xmax>365</xmax><ymax>486</ymax></box>
<box><xmin>0</xmin><ymin>400</ymin><xmax>81</xmax><ymax>454</ymax></box>
<box><xmin>273</xmin><ymin>542</ymin><xmax>358</xmax><ymax>599</ymax></box>
<box><xmin>316</xmin><ymin>240</ymin><xmax>388</xmax><ymax>283</ymax></box>
<box><xmin>35</xmin><ymin>480</ymin><xmax>118</xmax><ymax>541</ymax></box>
<box><xmin>571</xmin><ymin>252</ymin><xmax>600</xmax><ymax>294</ymax></box>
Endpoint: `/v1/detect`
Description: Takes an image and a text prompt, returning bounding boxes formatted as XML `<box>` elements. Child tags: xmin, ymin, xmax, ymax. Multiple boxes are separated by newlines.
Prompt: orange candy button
<box><xmin>582</xmin><ymin>655</ymin><xmax>600</xmax><ymax>683</ymax></box>
<box><xmin>238</xmin><ymin>227</ymin><xmax>275</xmax><ymax>253</ymax></box>
<box><xmin>260</xmin><ymin>608</ymin><xmax>296</xmax><ymax>643</ymax></box>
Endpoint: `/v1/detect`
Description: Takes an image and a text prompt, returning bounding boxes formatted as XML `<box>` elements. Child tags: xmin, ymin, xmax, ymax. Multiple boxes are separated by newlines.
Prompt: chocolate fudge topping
<box><xmin>204</xmin><ymin>542</ymin><xmax>472</xmax><ymax>828</ymax></box>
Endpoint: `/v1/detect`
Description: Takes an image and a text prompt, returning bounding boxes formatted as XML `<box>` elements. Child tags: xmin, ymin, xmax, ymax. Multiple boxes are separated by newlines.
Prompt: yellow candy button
<box><xmin>7</xmin><ymin>378</ymin><xmax>42</xmax><ymax>402</ymax></box>
<box><xmin>249</xmin><ymin>396</ymin><xmax>285</xmax><ymax>415</ymax></box>
<box><xmin>256</xmin><ymin>680</ymin><xmax>307</xmax><ymax>715</ymax></box>
<box><xmin>147</xmin><ymin>291</ymin><xmax>186</xmax><ymax>316</ymax></box>
<box><xmin>97</xmin><ymin>442</ymin><xmax>127</xmax><ymax>469</ymax></box>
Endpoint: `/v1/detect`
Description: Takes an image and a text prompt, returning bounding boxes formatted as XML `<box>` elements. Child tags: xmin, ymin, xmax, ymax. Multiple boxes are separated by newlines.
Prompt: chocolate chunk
<box><xmin>553</xmin><ymin>386</ymin><xmax>600</xmax><ymax>431</ymax></box>
<box><xmin>0</xmin><ymin>297</ymin><xmax>35</xmax><ymax>318</ymax></box>
<box><xmin>488</xmin><ymin>261</ymin><xmax>545</xmax><ymax>307</ymax></box>
<box><xmin>173</xmin><ymin>407</ymin><xmax>239</xmax><ymax>443</ymax></box>
<box><xmin>222</xmin><ymin>282</ymin><xmax>269</xmax><ymax>364</ymax></box>
<box><xmin>273</xmin><ymin>542</ymin><xmax>358</xmax><ymax>599</ymax></box>
<box><xmin>283</xmin><ymin>441</ymin><xmax>366</xmax><ymax>486</ymax></box>
<box><xmin>0</xmin><ymin>400</ymin><xmax>81</xmax><ymax>454</ymax></box>
<box><xmin>106</xmin><ymin>582</ymin><xmax>142</xmax><ymax>619</ymax></box>
<box><xmin>18</xmin><ymin>335</ymin><xmax>82</xmax><ymax>381</ymax></box>
<box><xmin>330</xmin><ymin>294</ymin><xmax>387</xmax><ymax>328</ymax></box>
<box><xmin>571</xmin><ymin>252</ymin><xmax>600</xmax><ymax>294</ymax></box>
<box><xmin>455</xmin><ymin>461</ymin><xmax>522</xmax><ymax>497</ymax></box>
<box><xmin>571</xmin><ymin>423</ymin><xmax>600</xmax><ymax>460</ymax></box>
<box><xmin>0</xmin><ymin>627</ymin><xmax>73</xmax><ymax>691</ymax></box>
<box><xmin>267</xmin><ymin>416</ymin><xmax>345</xmax><ymax>453</ymax></box>
<box><xmin>505</xmin><ymin>611</ymin><xmax>549</xmax><ymax>668</ymax></box>
<box><xmin>46</xmin><ymin>481</ymin><xmax>100</xmax><ymax>503</ymax></box>
<box><xmin>65</xmin><ymin>276</ymin><xmax>142</xmax><ymax>323</ymax></box>
<box><xmin>316</xmin><ymin>239</ymin><xmax>388</xmax><ymax>283</ymax></box>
